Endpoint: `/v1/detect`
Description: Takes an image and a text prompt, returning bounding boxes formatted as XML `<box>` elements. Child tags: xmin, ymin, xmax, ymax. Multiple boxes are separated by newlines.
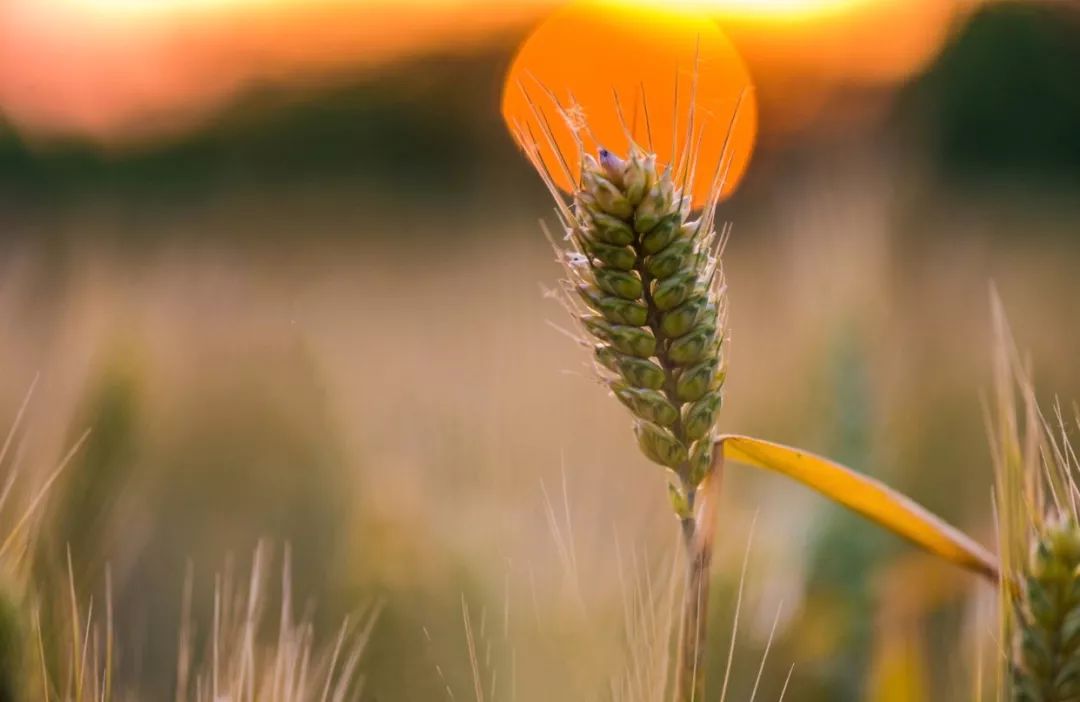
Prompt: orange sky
<box><xmin>0</xmin><ymin>0</ymin><xmax>544</xmax><ymax>141</ymax></box>
<box><xmin>0</xmin><ymin>0</ymin><xmax>975</xmax><ymax>143</ymax></box>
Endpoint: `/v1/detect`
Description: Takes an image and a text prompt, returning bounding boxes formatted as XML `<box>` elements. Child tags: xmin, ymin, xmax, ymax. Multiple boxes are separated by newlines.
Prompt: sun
<box><xmin>502</xmin><ymin>1</ymin><xmax>758</xmax><ymax>205</ymax></box>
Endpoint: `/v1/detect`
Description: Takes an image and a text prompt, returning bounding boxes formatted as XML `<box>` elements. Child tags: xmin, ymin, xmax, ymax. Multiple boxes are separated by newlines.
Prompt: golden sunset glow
<box><xmin>67</xmin><ymin>0</ymin><xmax>274</xmax><ymax>10</ymax></box>
<box><xmin>711</xmin><ymin>0</ymin><xmax>966</xmax><ymax>134</ymax></box>
<box><xmin>0</xmin><ymin>0</ymin><xmax>970</xmax><ymax>143</ymax></box>
<box><xmin>0</xmin><ymin>0</ymin><xmax>542</xmax><ymax>140</ymax></box>
<box><xmin>622</xmin><ymin>0</ymin><xmax>863</xmax><ymax>19</ymax></box>
<box><xmin>502</xmin><ymin>2</ymin><xmax>758</xmax><ymax>204</ymax></box>
<box><xmin>710</xmin><ymin>0</ymin><xmax>858</xmax><ymax>11</ymax></box>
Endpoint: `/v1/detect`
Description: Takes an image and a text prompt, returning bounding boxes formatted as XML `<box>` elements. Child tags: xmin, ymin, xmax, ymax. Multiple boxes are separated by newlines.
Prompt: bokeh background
<box><xmin>1</xmin><ymin>0</ymin><xmax>1079</xmax><ymax>699</ymax></box>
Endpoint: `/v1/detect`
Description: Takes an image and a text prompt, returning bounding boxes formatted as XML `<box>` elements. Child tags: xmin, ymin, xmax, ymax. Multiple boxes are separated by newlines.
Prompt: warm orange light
<box><xmin>0</xmin><ymin>0</ymin><xmax>960</xmax><ymax>145</ymax></box>
<box><xmin>0</xmin><ymin>0</ymin><xmax>542</xmax><ymax>141</ymax></box>
<box><xmin>709</xmin><ymin>0</ymin><xmax>963</xmax><ymax>135</ymax></box>
<box><xmin>69</xmin><ymin>0</ymin><xmax>266</xmax><ymax>8</ymax></box>
<box><xmin>501</xmin><ymin>1</ymin><xmax>758</xmax><ymax>205</ymax></box>
<box><xmin>623</xmin><ymin>0</ymin><xmax>862</xmax><ymax>19</ymax></box>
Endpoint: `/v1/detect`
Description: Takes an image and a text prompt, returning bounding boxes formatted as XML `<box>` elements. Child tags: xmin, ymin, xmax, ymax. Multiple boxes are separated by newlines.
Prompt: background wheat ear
<box><xmin>990</xmin><ymin>294</ymin><xmax>1080</xmax><ymax>702</ymax></box>
<box><xmin>1012</xmin><ymin>516</ymin><xmax>1080</xmax><ymax>701</ymax></box>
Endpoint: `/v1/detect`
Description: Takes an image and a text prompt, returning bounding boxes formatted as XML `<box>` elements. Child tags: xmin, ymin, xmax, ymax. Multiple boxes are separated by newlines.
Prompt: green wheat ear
<box><xmin>991</xmin><ymin>294</ymin><xmax>1080</xmax><ymax>702</ymax></box>
<box><xmin>1011</xmin><ymin>516</ymin><xmax>1080</xmax><ymax>701</ymax></box>
<box><xmin>565</xmin><ymin>146</ymin><xmax>727</xmax><ymax>517</ymax></box>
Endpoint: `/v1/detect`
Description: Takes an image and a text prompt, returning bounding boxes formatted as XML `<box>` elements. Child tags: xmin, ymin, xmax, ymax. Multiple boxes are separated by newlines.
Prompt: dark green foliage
<box><xmin>902</xmin><ymin>1</ymin><xmax>1080</xmax><ymax>185</ymax></box>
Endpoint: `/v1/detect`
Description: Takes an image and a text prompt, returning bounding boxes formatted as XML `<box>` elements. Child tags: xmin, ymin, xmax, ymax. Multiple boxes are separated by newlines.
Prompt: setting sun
<box><xmin>502</xmin><ymin>2</ymin><xmax>758</xmax><ymax>205</ymax></box>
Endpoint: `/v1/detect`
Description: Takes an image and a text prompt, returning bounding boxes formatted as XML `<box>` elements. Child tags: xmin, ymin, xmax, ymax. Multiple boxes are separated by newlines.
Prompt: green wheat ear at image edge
<box><xmin>556</xmin><ymin>145</ymin><xmax>727</xmax><ymax>517</ymax></box>
<box><xmin>1011</xmin><ymin>516</ymin><xmax>1080</xmax><ymax>701</ymax></box>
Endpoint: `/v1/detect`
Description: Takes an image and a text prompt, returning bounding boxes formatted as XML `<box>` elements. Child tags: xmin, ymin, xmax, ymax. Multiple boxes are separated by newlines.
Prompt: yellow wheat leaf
<box><xmin>717</xmin><ymin>434</ymin><xmax>999</xmax><ymax>582</ymax></box>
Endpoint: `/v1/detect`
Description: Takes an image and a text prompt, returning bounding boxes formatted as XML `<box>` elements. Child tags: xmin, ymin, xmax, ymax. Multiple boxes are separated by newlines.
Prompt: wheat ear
<box><xmin>578</xmin><ymin>145</ymin><xmax>728</xmax><ymax>701</ymax></box>
<box><xmin>1011</xmin><ymin>517</ymin><xmax>1080</xmax><ymax>701</ymax></box>
<box><xmin>567</xmin><ymin>145</ymin><xmax>728</xmax><ymax>515</ymax></box>
<box><xmin>514</xmin><ymin>78</ymin><xmax>734</xmax><ymax>695</ymax></box>
<box><xmin>990</xmin><ymin>294</ymin><xmax>1080</xmax><ymax>701</ymax></box>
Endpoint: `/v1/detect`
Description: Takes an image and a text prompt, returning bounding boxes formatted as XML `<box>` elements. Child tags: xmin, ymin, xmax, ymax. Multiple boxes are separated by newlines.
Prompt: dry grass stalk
<box><xmin>29</xmin><ymin>543</ymin><xmax>378</xmax><ymax>702</ymax></box>
<box><xmin>175</xmin><ymin>544</ymin><xmax>381</xmax><ymax>702</ymax></box>
<box><xmin>0</xmin><ymin>377</ymin><xmax>89</xmax><ymax>702</ymax></box>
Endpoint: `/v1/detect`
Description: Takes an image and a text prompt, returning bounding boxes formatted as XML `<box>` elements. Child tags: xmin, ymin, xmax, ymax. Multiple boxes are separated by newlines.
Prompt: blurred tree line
<box><xmin>0</xmin><ymin>0</ymin><xmax>1076</xmax><ymax>236</ymax></box>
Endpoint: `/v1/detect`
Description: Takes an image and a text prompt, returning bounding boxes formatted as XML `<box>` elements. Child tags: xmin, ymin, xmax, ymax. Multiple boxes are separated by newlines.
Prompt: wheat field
<box><xmin>1</xmin><ymin>1</ymin><xmax>1079</xmax><ymax>699</ymax></box>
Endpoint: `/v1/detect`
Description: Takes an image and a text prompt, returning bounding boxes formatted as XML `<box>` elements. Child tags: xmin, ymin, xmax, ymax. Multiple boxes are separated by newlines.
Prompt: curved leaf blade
<box><xmin>717</xmin><ymin>434</ymin><xmax>999</xmax><ymax>582</ymax></box>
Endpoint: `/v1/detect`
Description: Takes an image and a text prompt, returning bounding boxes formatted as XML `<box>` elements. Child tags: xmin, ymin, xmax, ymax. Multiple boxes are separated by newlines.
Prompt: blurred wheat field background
<box><xmin>1</xmin><ymin>0</ymin><xmax>1079</xmax><ymax>700</ymax></box>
